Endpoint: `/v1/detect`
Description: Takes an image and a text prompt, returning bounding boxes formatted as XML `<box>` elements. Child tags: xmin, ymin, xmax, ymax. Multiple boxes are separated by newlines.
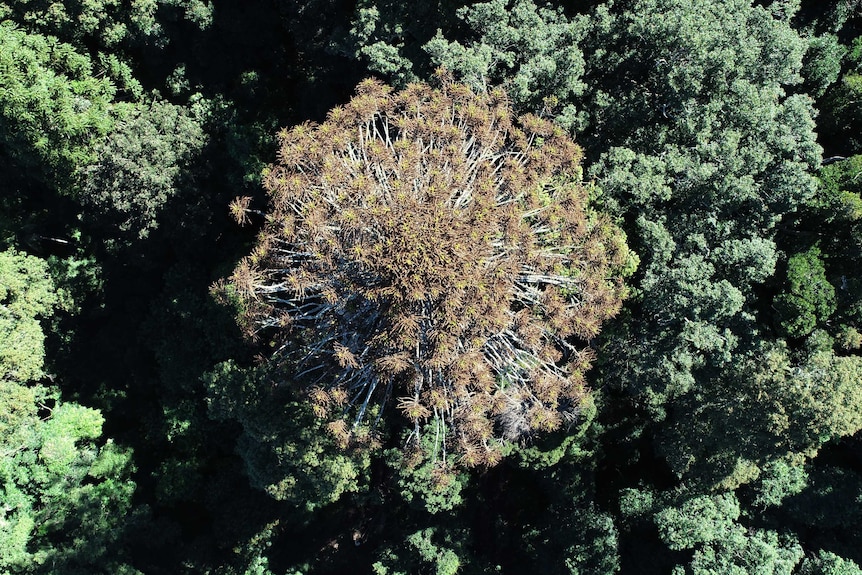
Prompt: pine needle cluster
<box><xmin>228</xmin><ymin>76</ymin><xmax>631</xmax><ymax>466</ymax></box>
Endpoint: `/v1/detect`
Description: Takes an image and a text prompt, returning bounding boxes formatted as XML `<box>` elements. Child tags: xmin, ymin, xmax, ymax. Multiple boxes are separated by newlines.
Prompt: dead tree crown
<box><xmin>227</xmin><ymin>76</ymin><xmax>631</xmax><ymax>467</ymax></box>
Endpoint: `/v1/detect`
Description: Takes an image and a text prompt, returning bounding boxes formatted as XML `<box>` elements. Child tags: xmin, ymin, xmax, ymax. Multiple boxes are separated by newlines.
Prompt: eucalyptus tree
<box><xmin>222</xmin><ymin>77</ymin><xmax>633</xmax><ymax>468</ymax></box>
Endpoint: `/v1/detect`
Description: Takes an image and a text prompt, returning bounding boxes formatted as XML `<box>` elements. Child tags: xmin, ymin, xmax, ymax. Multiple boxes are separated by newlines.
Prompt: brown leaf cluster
<box><xmin>230</xmin><ymin>76</ymin><xmax>631</xmax><ymax>466</ymax></box>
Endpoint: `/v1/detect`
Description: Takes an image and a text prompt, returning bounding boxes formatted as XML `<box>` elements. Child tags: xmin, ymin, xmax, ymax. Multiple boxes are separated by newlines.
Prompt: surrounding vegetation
<box><xmin>1</xmin><ymin>0</ymin><xmax>861</xmax><ymax>574</ymax></box>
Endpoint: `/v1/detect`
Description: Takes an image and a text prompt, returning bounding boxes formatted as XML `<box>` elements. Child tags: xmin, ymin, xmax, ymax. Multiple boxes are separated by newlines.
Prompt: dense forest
<box><xmin>2</xmin><ymin>0</ymin><xmax>862</xmax><ymax>573</ymax></box>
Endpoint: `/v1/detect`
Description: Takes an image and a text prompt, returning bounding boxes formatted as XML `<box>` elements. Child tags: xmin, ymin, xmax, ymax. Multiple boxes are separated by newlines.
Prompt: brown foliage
<box><xmin>228</xmin><ymin>76</ymin><xmax>632</xmax><ymax>466</ymax></box>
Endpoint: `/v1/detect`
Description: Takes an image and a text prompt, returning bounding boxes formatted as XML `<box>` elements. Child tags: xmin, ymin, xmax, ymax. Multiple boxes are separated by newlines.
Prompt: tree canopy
<box><xmin>0</xmin><ymin>249</ymin><xmax>137</xmax><ymax>574</ymax></box>
<box><xmin>226</xmin><ymin>77</ymin><xmax>633</xmax><ymax>467</ymax></box>
<box><xmin>3</xmin><ymin>0</ymin><xmax>862</xmax><ymax>572</ymax></box>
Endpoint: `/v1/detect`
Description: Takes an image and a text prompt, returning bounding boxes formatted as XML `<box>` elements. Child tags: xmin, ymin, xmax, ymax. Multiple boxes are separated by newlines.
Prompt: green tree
<box><xmin>801</xmin><ymin>33</ymin><xmax>846</xmax><ymax>98</ymax></box>
<box><xmin>774</xmin><ymin>245</ymin><xmax>836</xmax><ymax>338</ymax></box>
<box><xmin>793</xmin><ymin>155</ymin><xmax>862</xmax><ymax>348</ymax></box>
<box><xmin>657</xmin><ymin>342</ymin><xmax>862</xmax><ymax>490</ymax></box>
<box><xmin>0</xmin><ymin>249</ymin><xmax>62</xmax><ymax>381</ymax></box>
<box><xmin>424</xmin><ymin>0</ymin><xmax>588</xmax><ymax>130</ymax></box>
<box><xmin>205</xmin><ymin>361</ymin><xmax>373</xmax><ymax>511</ymax></box>
<box><xmin>750</xmin><ymin>458</ymin><xmax>809</xmax><ymax>509</ymax></box>
<box><xmin>387</xmin><ymin>431</ymin><xmax>467</xmax><ymax>515</ymax></box>
<box><xmin>0</xmin><ymin>22</ymin><xmax>115</xmax><ymax>192</ymax></box>
<box><xmin>798</xmin><ymin>551</ymin><xmax>862</xmax><ymax>575</ymax></box>
<box><xmin>0</xmin><ymin>23</ymin><xmax>208</xmax><ymax>242</ymax></box>
<box><xmin>337</xmin><ymin>0</ymin><xmax>590</xmax><ymax>131</ymax></box>
<box><xmin>819</xmin><ymin>36</ymin><xmax>862</xmax><ymax>154</ymax></box>
<box><xmin>0</xmin><ymin>0</ymin><xmax>212</xmax><ymax>48</ymax></box>
<box><xmin>654</xmin><ymin>493</ymin><xmax>803</xmax><ymax>575</ymax></box>
<box><xmin>335</xmin><ymin>0</ymin><xmax>461</xmax><ymax>87</ymax></box>
<box><xmin>585</xmin><ymin>0</ymin><xmax>820</xmax><ymax>410</ymax></box>
<box><xmin>0</xmin><ymin>384</ymin><xmax>139</xmax><ymax>574</ymax></box>
<box><xmin>372</xmin><ymin>527</ymin><xmax>467</xmax><ymax>575</ymax></box>
<box><xmin>76</xmin><ymin>98</ymin><xmax>207</xmax><ymax>239</ymax></box>
<box><xmin>0</xmin><ymin>249</ymin><xmax>138</xmax><ymax>574</ymax></box>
